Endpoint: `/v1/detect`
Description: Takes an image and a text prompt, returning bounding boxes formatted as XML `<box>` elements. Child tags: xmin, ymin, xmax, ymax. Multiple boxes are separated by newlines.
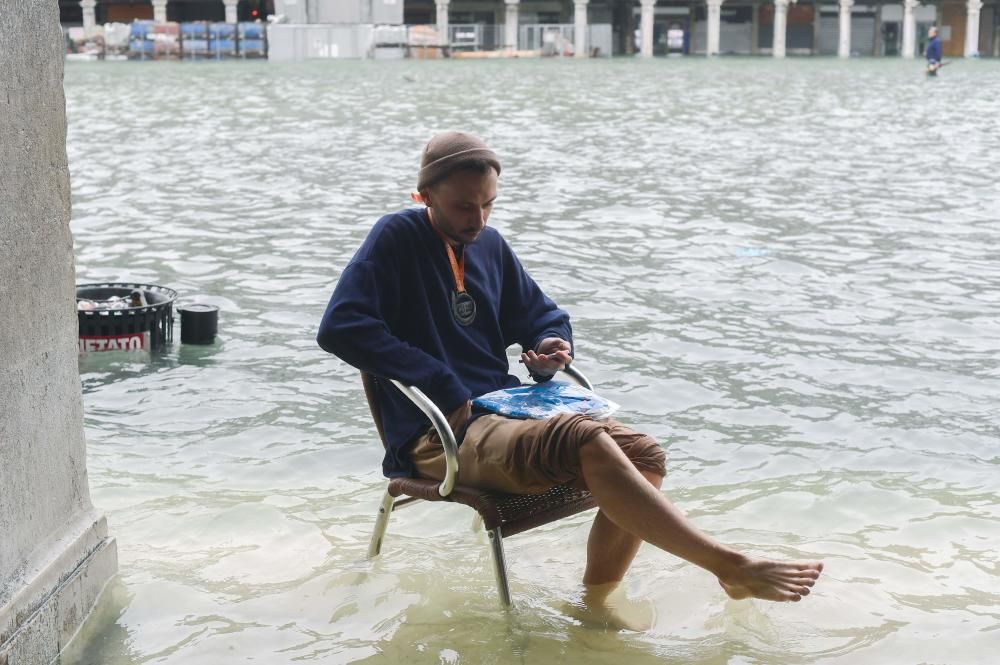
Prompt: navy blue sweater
<box><xmin>927</xmin><ymin>36</ymin><xmax>942</xmax><ymax>63</ymax></box>
<box><xmin>317</xmin><ymin>207</ymin><xmax>572</xmax><ymax>477</ymax></box>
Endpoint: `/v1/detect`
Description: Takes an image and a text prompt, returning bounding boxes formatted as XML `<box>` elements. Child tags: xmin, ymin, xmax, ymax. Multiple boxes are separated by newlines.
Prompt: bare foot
<box><xmin>563</xmin><ymin>583</ymin><xmax>655</xmax><ymax>632</ymax></box>
<box><xmin>717</xmin><ymin>558</ymin><xmax>823</xmax><ymax>602</ymax></box>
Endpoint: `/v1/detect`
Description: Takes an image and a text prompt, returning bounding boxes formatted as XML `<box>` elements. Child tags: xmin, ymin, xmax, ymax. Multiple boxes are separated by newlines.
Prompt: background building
<box><xmin>59</xmin><ymin>0</ymin><xmax>274</xmax><ymax>24</ymax></box>
<box><xmin>53</xmin><ymin>2</ymin><xmax>1000</xmax><ymax>60</ymax></box>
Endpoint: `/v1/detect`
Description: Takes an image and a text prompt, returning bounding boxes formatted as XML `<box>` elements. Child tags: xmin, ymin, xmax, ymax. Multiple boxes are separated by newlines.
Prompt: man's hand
<box><xmin>521</xmin><ymin>337</ymin><xmax>572</xmax><ymax>378</ymax></box>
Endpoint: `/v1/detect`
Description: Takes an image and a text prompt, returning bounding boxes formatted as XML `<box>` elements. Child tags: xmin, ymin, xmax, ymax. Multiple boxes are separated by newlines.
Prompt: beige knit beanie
<box><xmin>416</xmin><ymin>131</ymin><xmax>501</xmax><ymax>191</ymax></box>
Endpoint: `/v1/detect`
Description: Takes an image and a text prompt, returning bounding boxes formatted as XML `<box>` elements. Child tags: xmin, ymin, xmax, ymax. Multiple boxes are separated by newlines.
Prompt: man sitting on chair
<box><xmin>317</xmin><ymin>131</ymin><xmax>823</xmax><ymax>612</ymax></box>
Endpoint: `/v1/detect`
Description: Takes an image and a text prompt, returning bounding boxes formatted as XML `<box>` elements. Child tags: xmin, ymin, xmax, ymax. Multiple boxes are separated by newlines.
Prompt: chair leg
<box><xmin>367</xmin><ymin>488</ymin><xmax>395</xmax><ymax>559</ymax></box>
<box><xmin>488</xmin><ymin>527</ymin><xmax>513</xmax><ymax>609</ymax></box>
<box><xmin>471</xmin><ymin>513</ymin><xmax>484</xmax><ymax>533</ymax></box>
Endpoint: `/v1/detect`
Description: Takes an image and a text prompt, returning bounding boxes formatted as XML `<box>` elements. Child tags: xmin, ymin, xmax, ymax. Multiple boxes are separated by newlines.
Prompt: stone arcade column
<box><xmin>224</xmin><ymin>0</ymin><xmax>238</xmax><ymax>23</ymax></box>
<box><xmin>873</xmin><ymin>1</ymin><xmax>883</xmax><ymax>55</ymax></box>
<box><xmin>838</xmin><ymin>0</ymin><xmax>853</xmax><ymax>57</ymax></box>
<box><xmin>812</xmin><ymin>0</ymin><xmax>821</xmax><ymax>54</ymax></box>
<box><xmin>80</xmin><ymin>0</ymin><xmax>98</xmax><ymax>31</ymax></box>
<box><xmin>153</xmin><ymin>0</ymin><xmax>168</xmax><ymax>23</ymax></box>
<box><xmin>773</xmin><ymin>0</ymin><xmax>790</xmax><ymax>57</ymax></box>
<box><xmin>505</xmin><ymin>0</ymin><xmax>520</xmax><ymax>50</ymax></box>
<box><xmin>436</xmin><ymin>0</ymin><xmax>450</xmax><ymax>40</ymax></box>
<box><xmin>707</xmin><ymin>0</ymin><xmax>723</xmax><ymax>55</ymax></box>
<box><xmin>640</xmin><ymin>0</ymin><xmax>656</xmax><ymax>57</ymax></box>
<box><xmin>574</xmin><ymin>0</ymin><xmax>589</xmax><ymax>57</ymax></box>
<box><xmin>751</xmin><ymin>1</ymin><xmax>761</xmax><ymax>54</ymax></box>
<box><xmin>0</xmin><ymin>3</ymin><xmax>117</xmax><ymax>663</ymax></box>
<box><xmin>965</xmin><ymin>0</ymin><xmax>983</xmax><ymax>56</ymax></box>
<box><xmin>901</xmin><ymin>0</ymin><xmax>917</xmax><ymax>58</ymax></box>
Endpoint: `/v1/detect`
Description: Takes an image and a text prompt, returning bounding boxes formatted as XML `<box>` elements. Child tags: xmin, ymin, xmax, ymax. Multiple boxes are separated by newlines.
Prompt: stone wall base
<box><xmin>1</xmin><ymin>515</ymin><xmax>118</xmax><ymax>665</ymax></box>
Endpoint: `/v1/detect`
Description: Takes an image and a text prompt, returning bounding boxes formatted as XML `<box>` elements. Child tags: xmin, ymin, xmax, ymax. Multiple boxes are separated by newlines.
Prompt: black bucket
<box><xmin>178</xmin><ymin>303</ymin><xmax>219</xmax><ymax>345</ymax></box>
<box><xmin>77</xmin><ymin>283</ymin><xmax>177</xmax><ymax>352</ymax></box>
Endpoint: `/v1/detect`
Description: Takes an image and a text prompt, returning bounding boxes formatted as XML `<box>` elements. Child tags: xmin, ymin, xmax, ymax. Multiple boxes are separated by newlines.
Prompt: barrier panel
<box><xmin>267</xmin><ymin>23</ymin><xmax>374</xmax><ymax>61</ymax></box>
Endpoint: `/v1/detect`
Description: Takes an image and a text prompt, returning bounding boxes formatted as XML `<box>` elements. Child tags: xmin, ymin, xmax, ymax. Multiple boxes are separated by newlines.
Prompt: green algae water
<box><xmin>64</xmin><ymin>57</ymin><xmax>1000</xmax><ymax>664</ymax></box>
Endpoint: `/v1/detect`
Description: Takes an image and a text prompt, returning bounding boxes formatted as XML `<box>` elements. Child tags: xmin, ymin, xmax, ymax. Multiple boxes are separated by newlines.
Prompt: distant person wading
<box><xmin>926</xmin><ymin>26</ymin><xmax>944</xmax><ymax>75</ymax></box>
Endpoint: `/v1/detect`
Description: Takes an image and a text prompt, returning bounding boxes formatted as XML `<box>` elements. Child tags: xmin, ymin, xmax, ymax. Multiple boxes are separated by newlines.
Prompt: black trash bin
<box><xmin>76</xmin><ymin>283</ymin><xmax>177</xmax><ymax>352</ymax></box>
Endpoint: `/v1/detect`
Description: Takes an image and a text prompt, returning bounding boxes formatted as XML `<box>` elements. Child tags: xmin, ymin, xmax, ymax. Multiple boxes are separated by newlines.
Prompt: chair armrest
<box><xmin>389</xmin><ymin>363</ymin><xmax>593</xmax><ymax>499</ymax></box>
<box><xmin>389</xmin><ymin>380</ymin><xmax>459</xmax><ymax>499</ymax></box>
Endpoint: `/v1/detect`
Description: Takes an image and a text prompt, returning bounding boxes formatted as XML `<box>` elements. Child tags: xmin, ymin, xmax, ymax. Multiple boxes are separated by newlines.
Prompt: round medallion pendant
<box><xmin>451</xmin><ymin>291</ymin><xmax>477</xmax><ymax>326</ymax></box>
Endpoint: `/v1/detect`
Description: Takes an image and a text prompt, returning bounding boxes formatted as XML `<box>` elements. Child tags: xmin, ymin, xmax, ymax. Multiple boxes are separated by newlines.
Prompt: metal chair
<box><xmin>363</xmin><ymin>366</ymin><xmax>598</xmax><ymax>608</ymax></box>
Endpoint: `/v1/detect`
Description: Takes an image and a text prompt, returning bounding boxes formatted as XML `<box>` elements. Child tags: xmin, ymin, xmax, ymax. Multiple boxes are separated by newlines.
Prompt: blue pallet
<box><xmin>130</xmin><ymin>20</ymin><xmax>154</xmax><ymax>37</ymax></box>
<box><xmin>210</xmin><ymin>23</ymin><xmax>237</xmax><ymax>39</ymax></box>
<box><xmin>240</xmin><ymin>39</ymin><xmax>265</xmax><ymax>54</ymax></box>
<box><xmin>180</xmin><ymin>22</ymin><xmax>207</xmax><ymax>38</ymax></box>
<box><xmin>239</xmin><ymin>23</ymin><xmax>264</xmax><ymax>40</ymax></box>
<box><xmin>129</xmin><ymin>40</ymin><xmax>154</xmax><ymax>53</ymax></box>
<box><xmin>212</xmin><ymin>39</ymin><xmax>237</xmax><ymax>55</ymax></box>
<box><xmin>184</xmin><ymin>39</ymin><xmax>210</xmax><ymax>53</ymax></box>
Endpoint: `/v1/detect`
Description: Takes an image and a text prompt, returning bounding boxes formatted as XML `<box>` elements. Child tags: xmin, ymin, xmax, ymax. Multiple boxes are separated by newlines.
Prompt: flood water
<box><xmin>63</xmin><ymin>57</ymin><xmax>1000</xmax><ymax>664</ymax></box>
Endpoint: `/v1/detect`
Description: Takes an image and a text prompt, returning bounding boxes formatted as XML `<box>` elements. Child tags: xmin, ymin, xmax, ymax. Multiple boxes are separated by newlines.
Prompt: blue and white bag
<box><xmin>472</xmin><ymin>381</ymin><xmax>619</xmax><ymax>421</ymax></box>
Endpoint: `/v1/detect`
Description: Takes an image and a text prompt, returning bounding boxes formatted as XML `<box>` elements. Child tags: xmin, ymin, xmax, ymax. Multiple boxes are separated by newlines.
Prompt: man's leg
<box><xmin>580</xmin><ymin>432</ymin><xmax>822</xmax><ymax>602</ymax></box>
<box><xmin>583</xmin><ymin>470</ymin><xmax>663</xmax><ymax>585</ymax></box>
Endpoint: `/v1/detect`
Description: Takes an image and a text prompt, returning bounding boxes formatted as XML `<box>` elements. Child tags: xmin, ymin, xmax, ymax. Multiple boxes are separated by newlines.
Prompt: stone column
<box><xmin>751</xmin><ymin>1</ymin><xmax>760</xmax><ymax>54</ymax></box>
<box><xmin>640</xmin><ymin>0</ymin><xmax>656</xmax><ymax>57</ymax></box>
<box><xmin>436</xmin><ymin>0</ymin><xmax>450</xmax><ymax>40</ymax></box>
<box><xmin>812</xmin><ymin>0</ymin><xmax>821</xmax><ymax>54</ymax></box>
<box><xmin>505</xmin><ymin>0</ymin><xmax>519</xmax><ymax>50</ymax></box>
<box><xmin>901</xmin><ymin>0</ymin><xmax>916</xmax><ymax>58</ymax></box>
<box><xmin>773</xmin><ymin>0</ymin><xmax>789</xmax><ymax>57</ymax></box>
<box><xmin>574</xmin><ymin>0</ymin><xmax>590</xmax><ymax>57</ymax></box>
<box><xmin>80</xmin><ymin>0</ymin><xmax>98</xmax><ymax>31</ymax></box>
<box><xmin>838</xmin><ymin>0</ymin><xmax>853</xmax><ymax>57</ymax></box>
<box><xmin>152</xmin><ymin>0</ymin><xmax>168</xmax><ymax>23</ymax></box>
<box><xmin>0</xmin><ymin>3</ymin><xmax>117</xmax><ymax>662</ymax></box>
<box><xmin>873</xmin><ymin>1</ymin><xmax>883</xmax><ymax>55</ymax></box>
<box><xmin>706</xmin><ymin>0</ymin><xmax>723</xmax><ymax>55</ymax></box>
<box><xmin>224</xmin><ymin>0</ymin><xmax>238</xmax><ymax>23</ymax></box>
<box><xmin>965</xmin><ymin>0</ymin><xmax>983</xmax><ymax>56</ymax></box>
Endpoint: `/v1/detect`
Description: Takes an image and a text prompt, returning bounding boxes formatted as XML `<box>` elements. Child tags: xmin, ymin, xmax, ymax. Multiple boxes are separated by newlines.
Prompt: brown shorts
<box><xmin>408</xmin><ymin>413</ymin><xmax>667</xmax><ymax>495</ymax></box>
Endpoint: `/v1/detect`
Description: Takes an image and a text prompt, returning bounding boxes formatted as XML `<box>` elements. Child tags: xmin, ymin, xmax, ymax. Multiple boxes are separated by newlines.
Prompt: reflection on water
<box><xmin>65</xmin><ymin>58</ymin><xmax>1000</xmax><ymax>664</ymax></box>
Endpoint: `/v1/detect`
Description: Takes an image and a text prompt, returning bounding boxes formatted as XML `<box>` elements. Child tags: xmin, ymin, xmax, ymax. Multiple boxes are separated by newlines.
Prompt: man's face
<box><xmin>423</xmin><ymin>168</ymin><xmax>498</xmax><ymax>247</ymax></box>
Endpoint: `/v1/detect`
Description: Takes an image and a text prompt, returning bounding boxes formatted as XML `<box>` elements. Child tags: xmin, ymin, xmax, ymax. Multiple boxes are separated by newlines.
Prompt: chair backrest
<box><xmin>360</xmin><ymin>372</ymin><xmax>389</xmax><ymax>450</ymax></box>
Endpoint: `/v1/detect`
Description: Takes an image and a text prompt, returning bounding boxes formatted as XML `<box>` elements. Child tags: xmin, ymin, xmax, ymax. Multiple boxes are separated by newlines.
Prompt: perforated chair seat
<box><xmin>386</xmin><ymin>476</ymin><xmax>595</xmax><ymax>537</ymax></box>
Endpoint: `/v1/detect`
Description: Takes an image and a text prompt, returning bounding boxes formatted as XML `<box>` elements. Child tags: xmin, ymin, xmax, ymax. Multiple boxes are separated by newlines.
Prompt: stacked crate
<box><xmin>128</xmin><ymin>20</ymin><xmax>155</xmax><ymax>59</ymax></box>
<box><xmin>210</xmin><ymin>22</ymin><xmax>238</xmax><ymax>58</ymax></box>
<box><xmin>181</xmin><ymin>22</ymin><xmax>210</xmax><ymax>59</ymax></box>
<box><xmin>238</xmin><ymin>22</ymin><xmax>267</xmax><ymax>58</ymax></box>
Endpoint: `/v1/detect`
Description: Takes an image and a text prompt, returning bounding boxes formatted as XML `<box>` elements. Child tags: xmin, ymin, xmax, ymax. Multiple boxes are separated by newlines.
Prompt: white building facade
<box><xmin>57</xmin><ymin>0</ymin><xmax>1000</xmax><ymax>58</ymax></box>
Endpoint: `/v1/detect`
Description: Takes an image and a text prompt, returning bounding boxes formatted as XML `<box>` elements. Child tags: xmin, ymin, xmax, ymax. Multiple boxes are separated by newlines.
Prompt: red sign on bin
<box><xmin>79</xmin><ymin>332</ymin><xmax>150</xmax><ymax>353</ymax></box>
